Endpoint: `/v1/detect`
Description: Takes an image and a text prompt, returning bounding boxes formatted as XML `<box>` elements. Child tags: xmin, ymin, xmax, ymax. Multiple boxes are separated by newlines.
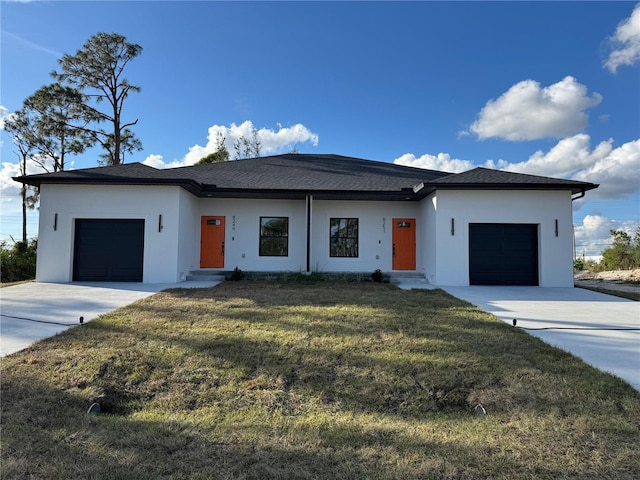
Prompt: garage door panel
<box><xmin>469</xmin><ymin>223</ymin><xmax>538</xmax><ymax>286</ymax></box>
<box><xmin>74</xmin><ymin>219</ymin><xmax>144</xmax><ymax>282</ymax></box>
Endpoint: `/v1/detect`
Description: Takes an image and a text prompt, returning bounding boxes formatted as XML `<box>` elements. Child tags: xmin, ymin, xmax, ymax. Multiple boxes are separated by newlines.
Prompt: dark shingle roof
<box><xmin>431</xmin><ymin>167</ymin><xmax>597</xmax><ymax>190</ymax></box>
<box><xmin>14</xmin><ymin>153</ymin><xmax>598</xmax><ymax>199</ymax></box>
<box><xmin>170</xmin><ymin>154</ymin><xmax>449</xmax><ymax>191</ymax></box>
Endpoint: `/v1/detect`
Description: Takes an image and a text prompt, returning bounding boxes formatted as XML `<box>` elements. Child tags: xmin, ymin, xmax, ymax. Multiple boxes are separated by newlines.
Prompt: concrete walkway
<box><xmin>0</xmin><ymin>281</ymin><xmax>220</xmax><ymax>356</ymax></box>
<box><xmin>396</xmin><ymin>280</ymin><xmax>640</xmax><ymax>391</ymax></box>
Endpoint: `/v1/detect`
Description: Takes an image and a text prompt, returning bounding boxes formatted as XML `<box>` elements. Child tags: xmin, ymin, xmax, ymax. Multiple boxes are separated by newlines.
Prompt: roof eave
<box><xmin>429</xmin><ymin>183</ymin><xmax>599</xmax><ymax>195</ymax></box>
<box><xmin>13</xmin><ymin>176</ymin><xmax>203</xmax><ymax>194</ymax></box>
<box><xmin>200</xmin><ymin>188</ymin><xmax>422</xmax><ymax>201</ymax></box>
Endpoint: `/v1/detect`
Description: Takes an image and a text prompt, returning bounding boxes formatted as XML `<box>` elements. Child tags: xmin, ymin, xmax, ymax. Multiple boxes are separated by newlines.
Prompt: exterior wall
<box><xmin>311</xmin><ymin>200</ymin><xmax>421</xmax><ymax>273</ymax></box>
<box><xmin>176</xmin><ymin>188</ymin><xmax>200</xmax><ymax>280</ymax></box>
<box><xmin>419</xmin><ymin>193</ymin><xmax>437</xmax><ymax>283</ymax></box>
<box><xmin>196</xmin><ymin>198</ymin><xmax>308</xmax><ymax>272</ymax></box>
<box><xmin>36</xmin><ymin>184</ymin><xmax>184</xmax><ymax>283</ymax></box>
<box><xmin>430</xmin><ymin>189</ymin><xmax>574</xmax><ymax>287</ymax></box>
<box><xmin>34</xmin><ymin>183</ymin><xmax>573</xmax><ymax>286</ymax></box>
<box><xmin>191</xmin><ymin>198</ymin><xmax>423</xmax><ymax>274</ymax></box>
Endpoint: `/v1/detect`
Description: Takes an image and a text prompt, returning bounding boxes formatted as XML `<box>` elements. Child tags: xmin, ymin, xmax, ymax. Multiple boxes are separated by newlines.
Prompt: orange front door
<box><xmin>200</xmin><ymin>216</ymin><xmax>225</xmax><ymax>268</ymax></box>
<box><xmin>392</xmin><ymin>218</ymin><xmax>416</xmax><ymax>270</ymax></box>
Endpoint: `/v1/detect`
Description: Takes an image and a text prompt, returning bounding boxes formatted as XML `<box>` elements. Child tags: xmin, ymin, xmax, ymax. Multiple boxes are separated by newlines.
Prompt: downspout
<box><xmin>306</xmin><ymin>194</ymin><xmax>312</xmax><ymax>273</ymax></box>
<box><xmin>571</xmin><ymin>189</ymin><xmax>586</xmax><ymax>202</ymax></box>
<box><xmin>571</xmin><ymin>189</ymin><xmax>585</xmax><ymax>261</ymax></box>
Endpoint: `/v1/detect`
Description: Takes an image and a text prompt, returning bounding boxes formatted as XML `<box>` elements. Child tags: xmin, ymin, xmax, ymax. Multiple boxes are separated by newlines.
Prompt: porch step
<box><xmin>388</xmin><ymin>272</ymin><xmax>428</xmax><ymax>286</ymax></box>
<box><xmin>186</xmin><ymin>270</ymin><xmax>227</xmax><ymax>282</ymax></box>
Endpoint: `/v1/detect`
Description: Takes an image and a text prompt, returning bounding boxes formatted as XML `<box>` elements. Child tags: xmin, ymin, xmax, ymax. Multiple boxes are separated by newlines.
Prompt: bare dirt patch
<box><xmin>574</xmin><ymin>269</ymin><xmax>640</xmax><ymax>296</ymax></box>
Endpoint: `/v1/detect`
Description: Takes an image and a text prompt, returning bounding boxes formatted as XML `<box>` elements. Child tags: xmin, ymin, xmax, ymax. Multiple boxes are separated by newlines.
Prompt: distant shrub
<box><xmin>600</xmin><ymin>229</ymin><xmax>640</xmax><ymax>271</ymax></box>
<box><xmin>1</xmin><ymin>239</ymin><xmax>37</xmax><ymax>283</ymax></box>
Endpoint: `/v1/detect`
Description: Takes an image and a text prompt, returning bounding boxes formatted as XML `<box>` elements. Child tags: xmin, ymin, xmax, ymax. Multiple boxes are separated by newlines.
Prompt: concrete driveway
<box><xmin>0</xmin><ymin>281</ymin><xmax>220</xmax><ymax>357</ymax></box>
<box><xmin>440</xmin><ymin>286</ymin><xmax>640</xmax><ymax>391</ymax></box>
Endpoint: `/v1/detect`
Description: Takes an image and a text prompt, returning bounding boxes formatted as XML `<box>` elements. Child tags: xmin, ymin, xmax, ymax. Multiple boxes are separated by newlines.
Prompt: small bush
<box><xmin>371</xmin><ymin>269</ymin><xmax>384</xmax><ymax>283</ymax></box>
<box><xmin>228</xmin><ymin>266</ymin><xmax>244</xmax><ymax>281</ymax></box>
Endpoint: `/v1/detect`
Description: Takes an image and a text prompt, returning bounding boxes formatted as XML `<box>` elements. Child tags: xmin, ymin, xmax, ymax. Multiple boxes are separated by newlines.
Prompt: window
<box><xmin>330</xmin><ymin>218</ymin><xmax>358</xmax><ymax>257</ymax></box>
<box><xmin>260</xmin><ymin>217</ymin><xmax>289</xmax><ymax>256</ymax></box>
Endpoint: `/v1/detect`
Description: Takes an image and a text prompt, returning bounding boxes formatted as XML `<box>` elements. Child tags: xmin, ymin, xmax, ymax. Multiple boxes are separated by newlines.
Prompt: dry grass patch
<box><xmin>2</xmin><ymin>282</ymin><xmax>639</xmax><ymax>479</ymax></box>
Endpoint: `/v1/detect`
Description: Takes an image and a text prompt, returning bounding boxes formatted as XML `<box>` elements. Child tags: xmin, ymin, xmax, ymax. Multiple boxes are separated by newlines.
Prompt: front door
<box><xmin>392</xmin><ymin>218</ymin><xmax>416</xmax><ymax>270</ymax></box>
<box><xmin>200</xmin><ymin>216</ymin><xmax>225</xmax><ymax>268</ymax></box>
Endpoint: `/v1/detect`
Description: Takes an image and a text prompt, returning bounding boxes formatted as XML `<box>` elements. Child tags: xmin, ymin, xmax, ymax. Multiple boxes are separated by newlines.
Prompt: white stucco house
<box><xmin>14</xmin><ymin>154</ymin><xmax>598</xmax><ymax>287</ymax></box>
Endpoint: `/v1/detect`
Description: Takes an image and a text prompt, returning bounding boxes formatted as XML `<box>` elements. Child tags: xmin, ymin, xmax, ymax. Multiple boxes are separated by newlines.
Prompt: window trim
<box><xmin>259</xmin><ymin>216</ymin><xmax>289</xmax><ymax>257</ymax></box>
<box><xmin>330</xmin><ymin>217</ymin><xmax>359</xmax><ymax>258</ymax></box>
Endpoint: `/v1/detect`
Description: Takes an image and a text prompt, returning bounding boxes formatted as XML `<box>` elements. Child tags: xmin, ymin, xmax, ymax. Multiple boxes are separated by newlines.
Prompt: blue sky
<box><xmin>1</xmin><ymin>1</ymin><xmax>639</xmax><ymax>258</ymax></box>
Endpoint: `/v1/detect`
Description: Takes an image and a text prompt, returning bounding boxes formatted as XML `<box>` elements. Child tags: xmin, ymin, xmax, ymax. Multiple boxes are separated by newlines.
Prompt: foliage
<box><xmin>573</xmin><ymin>258</ymin><xmax>585</xmax><ymax>271</ymax></box>
<box><xmin>227</xmin><ymin>266</ymin><xmax>244</xmax><ymax>281</ymax></box>
<box><xmin>52</xmin><ymin>32</ymin><xmax>143</xmax><ymax>165</ymax></box>
<box><xmin>1</xmin><ymin>283</ymin><xmax>638</xmax><ymax>479</ymax></box>
<box><xmin>233</xmin><ymin>127</ymin><xmax>262</xmax><ymax>159</ymax></box>
<box><xmin>600</xmin><ymin>228</ymin><xmax>640</xmax><ymax>270</ymax></box>
<box><xmin>0</xmin><ymin>239</ymin><xmax>37</xmax><ymax>283</ymax></box>
<box><xmin>196</xmin><ymin>150</ymin><xmax>229</xmax><ymax>164</ymax></box>
<box><xmin>196</xmin><ymin>132</ymin><xmax>230</xmax><ymax>164</ymax></box>
<box><xmin>371</xmin><ymin>268</ymin><xmax>384</xmax><ymax>282</ymax></box>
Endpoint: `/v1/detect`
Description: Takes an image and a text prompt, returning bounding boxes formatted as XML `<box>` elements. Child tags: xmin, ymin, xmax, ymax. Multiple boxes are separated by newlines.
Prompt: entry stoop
<box><xmin>186</xmin><ymin>270</ymin><xmax>227</xmax><ymax>282</ymax></box>
<box><xmin>388</xmin><ymin>272</ymin><xmax>436</xmax><ymax>290</ymax></box>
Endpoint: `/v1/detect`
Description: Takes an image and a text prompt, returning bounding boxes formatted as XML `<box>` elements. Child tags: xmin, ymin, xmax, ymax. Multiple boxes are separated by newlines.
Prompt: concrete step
<box><xmin>186</xmin><ymin>270</ymin><xmax>227</xmax><ymax>282</ymax></box>
<box><xmin>387</xmin><ymin>272</ymin><xmax>426</xmax><ymax>280</ymax></box>
<box><xmin>185</xmin><ymin>275</ymin><xmax>226</xmax><ymax>282</ymax></box>
<box><xmin>388</xmin><ymin>272</ymin><xmax>428</xmax><ymax>286</ymax></box>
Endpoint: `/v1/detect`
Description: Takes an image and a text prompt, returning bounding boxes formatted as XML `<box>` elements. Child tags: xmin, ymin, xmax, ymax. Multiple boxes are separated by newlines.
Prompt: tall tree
<box><xmin>22</xmin><ymin>83</ymin><xmax>92</xmax><ymax>172</ymax></box>
<box><xmin>52</xmin><ymin>32</ymin><xmax>143</xmax><ymax>165</ymax></box>
<box><xmin>4</xmin><ymin>117</ymin><xmax>37</xmax><ymax>244</ymax></box>
<box><xmin>5</xmin><ymin>86</ymin><xmax>88</xmax><ymax>241</ymax></box>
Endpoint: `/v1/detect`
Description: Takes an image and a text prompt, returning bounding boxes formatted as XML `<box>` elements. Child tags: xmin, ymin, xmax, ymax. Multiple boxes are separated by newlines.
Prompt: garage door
<box><xmin>469</xmin><ymin>224</ymin><xmax>538</xmax><ymax>286</ymax></box>
<box><xmin>73</xmin><ymin>219</ymin><xmax>144</xmax><ymax>282</ymax></box>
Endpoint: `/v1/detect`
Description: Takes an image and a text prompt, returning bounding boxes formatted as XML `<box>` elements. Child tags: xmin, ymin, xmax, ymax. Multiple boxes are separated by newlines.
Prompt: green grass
<box><xmin>2</xmin><ymin>282</ymin><xmax>639</xmax><ymax>479</ymax></box>
<box><xmin>575</xmin><ymin>284</ymin><xmax>640</xmax><ymax>301</ymax></box>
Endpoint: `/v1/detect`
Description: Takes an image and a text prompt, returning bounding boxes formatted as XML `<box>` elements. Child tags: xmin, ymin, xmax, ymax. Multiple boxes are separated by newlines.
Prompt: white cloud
<box><xmin>604</xmin><ymin>3</ymin><xmax>640</xmax><ymax>73</ymax></box>
<box><xmin>141</xmin><ymin>153</ymin><xmax>190</xmax><ymax>170</ymax></box>
<box><xmin>0</xmin><ymin>162</ymin><xmax>22</xmax><ymax>199</ymax></box>
<box><xmin>2</xmin><ymin>30</ymin><xmax>62</xmax><ymax>58</ymax></box>
<box><xmin>0</xmin><ymin>105</ymin><xmax>10</xmax><ymax>130</ymax></box>
<box><xmin>497</xmin><ymin>134</ymin><xmax>610</xmax><ymax>178</ymax></box>
<box><xmin>395</xmin><ymin>134</ymin><xmax>640</xmax><ymax>200</ymax></box>
<box><xmin>468</xmin><ymin>76</ymin><xmax>602</xmax><ymax>141</ymax></box>
<box><xmin>393</xmin><ymin>152</ymin><xmax>474</xmax><ymax>173</ymax></box>
<box><xmin>574</xmin><ymin>214</ymin><xmax>639</xmax><ymax>258</ymax></box>
<box><xmin>144</xmin><ymin>120</ymin><xmax>319</xmax><ymax>169</ymax></box>
<box><xmin>571</xmin><ymin>138</ymin><xmax>640</xmax><ymax>199</ymax></box>
<box><xmin>494</xmin><ymin>135</ymin><xmax>640</xmax><ymax>199</ymax></box>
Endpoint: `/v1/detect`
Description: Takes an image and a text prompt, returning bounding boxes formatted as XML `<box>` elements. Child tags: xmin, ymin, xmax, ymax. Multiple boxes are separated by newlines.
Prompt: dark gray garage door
<box><xmin>469</xmin><ymin>224</ymin><xmax>538</xmax><ymax>286</ymax></box>
<box><xmin>73</xmin><ymin>219</ymin><xmax>144</xmax><ymax>282</ymax></box>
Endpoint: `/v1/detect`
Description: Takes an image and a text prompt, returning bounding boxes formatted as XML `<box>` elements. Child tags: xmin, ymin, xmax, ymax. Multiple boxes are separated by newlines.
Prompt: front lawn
<box><xmin>1</xmin><ymin>283</ymin><xmax>638</xmax><ymax>479</ymax></box>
